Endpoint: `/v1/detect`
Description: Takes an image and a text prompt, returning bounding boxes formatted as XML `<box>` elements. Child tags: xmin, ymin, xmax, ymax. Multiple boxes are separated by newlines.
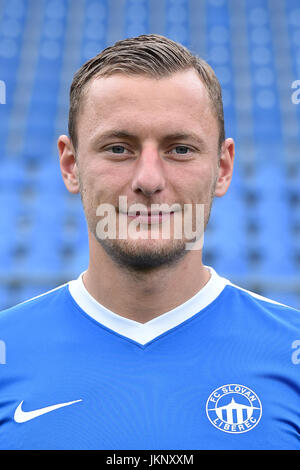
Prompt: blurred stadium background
<box><xmin>0</xmin><ymin>0</ymin><xmax>300</xmax><ymax>310</ymax></box>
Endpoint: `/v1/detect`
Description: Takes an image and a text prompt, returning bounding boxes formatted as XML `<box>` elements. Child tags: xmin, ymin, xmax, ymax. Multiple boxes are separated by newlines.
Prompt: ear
<box><xmin>57</xmin><ymin>135</ymin><xmax>80</xmax><ymax>194</ymax></box>
<box><xmin>214</xmin><ymin>138</ymin><xmax>235</xmax><ymax>197</ymax></box>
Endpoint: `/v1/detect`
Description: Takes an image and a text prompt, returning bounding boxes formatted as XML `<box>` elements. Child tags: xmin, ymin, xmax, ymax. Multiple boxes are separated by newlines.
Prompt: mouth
<box><xmin>117</xmin><ymin>207</ymin><xmax>176</xmax><ymax>223</ymax></box>
<box><xmin>126</xmin><ymin>210</ymin><xmax>175</xmax><ymax>224</ymax></box>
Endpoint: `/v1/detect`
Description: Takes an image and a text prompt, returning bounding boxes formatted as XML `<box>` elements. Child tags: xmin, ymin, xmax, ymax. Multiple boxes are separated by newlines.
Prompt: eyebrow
<box><xmin>91</xmin><ymin>130</ymin><xmax>137</xmax><ymax>145</ymax></box>
<box><xmin>92</xmin><ymin>130</ymin><xmax>207</xmax><ymax>149</ymax></box>
<box><xmin>162</xmin><ymin>132</ymin><xmax>207</xmax><ymax>149</ymax></box>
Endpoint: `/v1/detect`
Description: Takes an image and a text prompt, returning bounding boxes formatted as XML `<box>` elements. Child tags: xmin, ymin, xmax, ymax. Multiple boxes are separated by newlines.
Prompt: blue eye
<box><xmin>173</xmin><ymin>146</ymin><xmax>190</xmax><ymax>154</ymax></box>
<box><xmin>110</xmin><ymin>145</ymin><xmax>126</xmax><ymax>154</ymax></box>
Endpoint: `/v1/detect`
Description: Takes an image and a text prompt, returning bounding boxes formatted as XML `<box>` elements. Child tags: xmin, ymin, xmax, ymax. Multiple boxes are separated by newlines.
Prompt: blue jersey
<box><xmin>0</xmin><ymin>266</ymin><xmax>299</xmax><ymax>450</ymax></box>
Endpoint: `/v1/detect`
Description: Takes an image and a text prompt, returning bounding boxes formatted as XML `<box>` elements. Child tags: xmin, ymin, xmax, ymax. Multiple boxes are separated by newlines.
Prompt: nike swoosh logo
<box><xmin>14</xmin><ymin>399</ymin><xmax>82</xmax><ymax>423</ymax></box>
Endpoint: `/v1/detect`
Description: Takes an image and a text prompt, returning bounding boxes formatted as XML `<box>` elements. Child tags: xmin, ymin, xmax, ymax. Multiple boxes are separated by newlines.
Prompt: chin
<box><xmin>97</xmin><ymin>237</ymin><xmax>188</xmax><ymax>271</ymax></box>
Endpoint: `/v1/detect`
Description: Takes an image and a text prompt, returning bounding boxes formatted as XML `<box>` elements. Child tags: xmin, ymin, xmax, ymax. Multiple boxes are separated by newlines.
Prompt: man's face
<box><xmin>72</xmin><ymin>69</ymin><xmax>232</xmax><ymax>271</ymax></box>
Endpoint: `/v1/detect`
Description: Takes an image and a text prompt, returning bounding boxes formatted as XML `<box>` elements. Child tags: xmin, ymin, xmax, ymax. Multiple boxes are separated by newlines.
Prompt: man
<box><xmin>0</xmin><ymin>34</ymin><xmax>299</xmax><ymax>450</ymax></box>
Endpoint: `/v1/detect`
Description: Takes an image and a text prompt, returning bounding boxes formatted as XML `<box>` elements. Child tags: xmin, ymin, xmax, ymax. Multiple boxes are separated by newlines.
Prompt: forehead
<box><xmin>78</xmin><ymin>69</ymin><xmax>218</xmax><ymax>142</ymax></box>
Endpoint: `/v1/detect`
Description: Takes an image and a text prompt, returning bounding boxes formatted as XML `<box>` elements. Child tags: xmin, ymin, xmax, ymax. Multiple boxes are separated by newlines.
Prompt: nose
<box><xmin>131</xmin><ymin>146</ymin><xmax>166</xmax><ymax>197</ymax></box>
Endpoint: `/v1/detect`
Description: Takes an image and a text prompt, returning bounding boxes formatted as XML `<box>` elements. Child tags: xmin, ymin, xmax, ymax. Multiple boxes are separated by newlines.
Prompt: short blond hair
<box><xmin>69</xmin><ymin>34</ymin><xmax>225</xmax><ymax>151</ymax></box>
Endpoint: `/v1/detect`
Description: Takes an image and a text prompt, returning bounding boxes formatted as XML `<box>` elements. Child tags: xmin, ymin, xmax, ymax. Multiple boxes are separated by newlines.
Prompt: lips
<box><xmin>125</xmin><ymin>210</ymin><xmax>175</xmax><ymax>224</ymax></box>
<box><xmin>127</xmin><ymin>210</ymin><xmax>174</xmax><ymax>216</ymax></box>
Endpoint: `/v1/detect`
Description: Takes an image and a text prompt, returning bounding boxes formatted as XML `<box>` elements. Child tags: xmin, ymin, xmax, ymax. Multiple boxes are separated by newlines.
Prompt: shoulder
<box><xmin>0</xmin><ymin>282</ymin><xmax>71</xmax><ymax>330</ymax></box>
<box><xmin>223</xmin><ymin>280</ymin><xmax>300</xmax><ymax>332</ymax></box>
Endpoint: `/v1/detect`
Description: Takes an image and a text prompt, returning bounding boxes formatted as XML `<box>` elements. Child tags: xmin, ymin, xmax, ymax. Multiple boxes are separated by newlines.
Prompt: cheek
<box><xmin>79</xmin><ymin>163</ymin><xmax>130</xmax><ymax>207</ymax></box>
<box><xmin>173</xmin><ymin>164</ymin><xmax>216</xmax><ymax>202</ymax></box>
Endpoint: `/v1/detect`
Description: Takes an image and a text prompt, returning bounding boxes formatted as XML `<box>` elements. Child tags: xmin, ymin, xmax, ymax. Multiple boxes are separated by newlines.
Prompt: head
<box><xmin>68</xmin><ymin>34</ymin><xmax>225</xmax><ymax>154</ymax></box>
<box><xmin>58</xmin><ymin>34</ymin><xmax>234</xmax><ymax>273</ymax></box>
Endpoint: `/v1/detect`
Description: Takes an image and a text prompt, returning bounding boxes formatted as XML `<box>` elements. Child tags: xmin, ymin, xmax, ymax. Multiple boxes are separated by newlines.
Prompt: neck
<box><xmin>82</xmin><ymin>236</ymin><xmax>211</xmax><ymax>324</ymax></box>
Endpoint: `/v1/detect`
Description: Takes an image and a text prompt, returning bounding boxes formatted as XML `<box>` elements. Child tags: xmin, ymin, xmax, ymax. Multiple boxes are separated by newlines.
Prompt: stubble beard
<box><xmin>79</xmin><ymin>178</ymin><xmax>217</xmax><ymax>274</ymax></box>
<box><xmin>97</xmin><ymin>235</ymin><xmax>188</xmax><ymax>273</ymax></box>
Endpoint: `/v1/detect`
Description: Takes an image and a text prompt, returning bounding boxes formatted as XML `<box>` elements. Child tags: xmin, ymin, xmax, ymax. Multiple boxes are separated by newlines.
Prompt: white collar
<box><xmin>68</xmin><ymin>266</ymin><xmax>228</xmax><ymax>345</ymax></box>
